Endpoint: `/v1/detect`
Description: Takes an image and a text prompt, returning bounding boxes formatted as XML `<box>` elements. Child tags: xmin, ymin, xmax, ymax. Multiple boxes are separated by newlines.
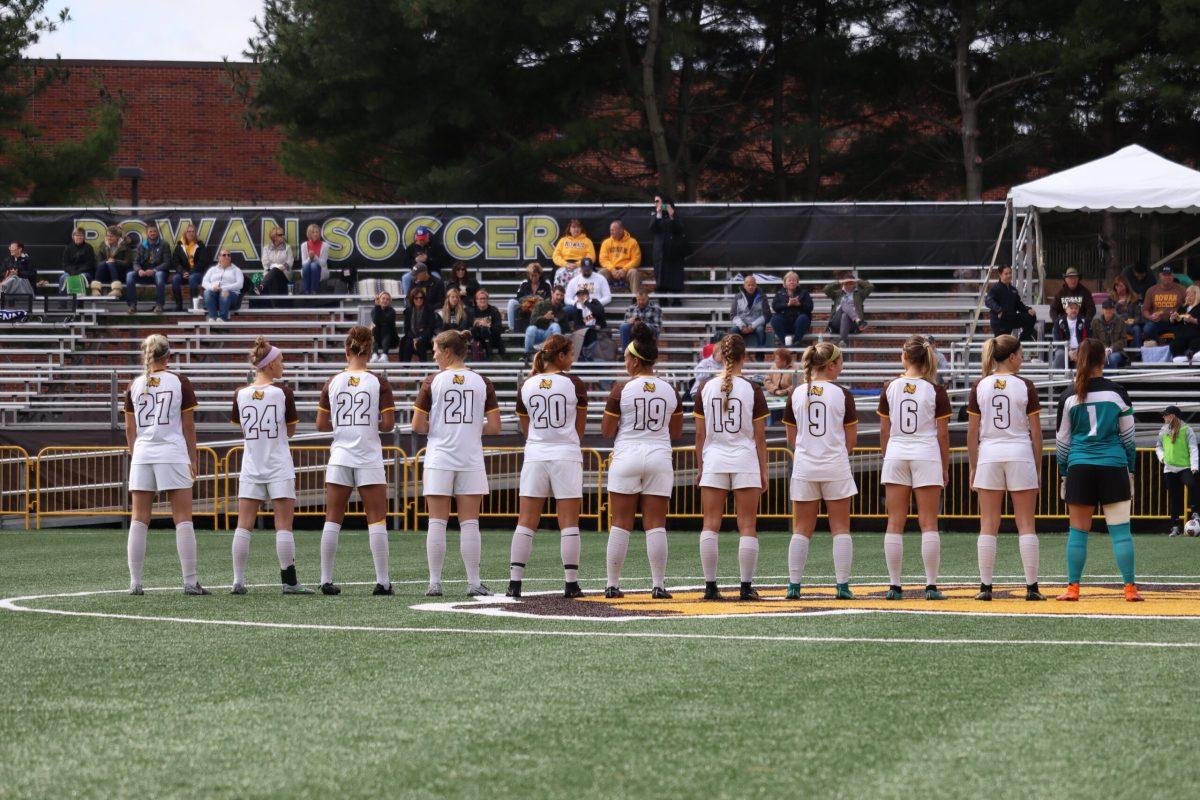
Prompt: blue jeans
<box><xmin>524</xmin><ymin>323</ymin><xmax>560</xmax><ymax>354</ymax></box>
<box><xmin>507</xmin><ymin>298</ymin><xmax>520</xmax><ymax>331</ymax></box>
<box><xmin>171</xmin><ymin>272</ymin><xmax>204</xmax><ymax>306</ymax></box>
<box><xmin>300</xmin><ymin>260</ymin><xmax>322</xmax><ymax>294</ymax></box>
<box><xmin>126</xmin><ymin>269</ymin><xmax>166</xmax><ymax>309</ymax></box>
<box><xmin>95</xmin><ymin>262</ymin><xmax>121</xmax><ymax>284</ymax></box>
<box><xmin>1106</xmin><ymin>351</ymin><xmax>1128</xmax><ymax>368</ymax></box>
<box><xmin>402</xmin><ymin>270</ymin><xmax>441</xmax><ymax>295</ymax></box>
<box><xmin>205</xmin><ymin>289</ymin><xmax>241</xmax><ymax>321</ymax></box>
<box><xmin>620</xmin><ymin>321</ymin><xmax>660</xmax><ymax>349</ymax></box>
<box><xmin>728</xmin><ymin>323</ymin><xmax>767</xmax><ymax>348</ymax></box>
<box><xmin>1144</xmin><ymin>320</ymin><xmax>1172</xmax><ymax>342</ymax></box>
<box><xmin>1125</xmin><ymin>321</ymin><xmax>1144</xmax><ymax>349</ymax></box>
<box><xmin>770</xmin><ymin>312</ymin><xmax>811</xmax><ymax>345</ymax></box>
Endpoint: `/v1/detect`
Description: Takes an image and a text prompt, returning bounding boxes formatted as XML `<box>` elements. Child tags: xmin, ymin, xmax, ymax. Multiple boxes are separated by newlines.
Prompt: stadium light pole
<box><xmin>116</xmin><ymin>166</ymin><xmax>145</xmax><ymax>209</ymax></box>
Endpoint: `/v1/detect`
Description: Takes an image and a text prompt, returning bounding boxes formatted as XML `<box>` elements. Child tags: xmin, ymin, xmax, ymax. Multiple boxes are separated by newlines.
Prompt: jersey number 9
<box><xmin>806</xmin><ymin>401</ymin><xmax>827</xmax><ymax>436</ymax></box>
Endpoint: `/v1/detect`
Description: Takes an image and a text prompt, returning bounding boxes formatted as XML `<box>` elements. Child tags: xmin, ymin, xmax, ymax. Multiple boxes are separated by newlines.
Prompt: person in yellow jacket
<box><xmin>599</xmin><ymin>220</ymin><xmax>643</xmax><ymax>293</ymax></box>
<box><xmin>552</xmin><ymin>219</ymin><xmax>596</xmax><ymax>286</ymax></box>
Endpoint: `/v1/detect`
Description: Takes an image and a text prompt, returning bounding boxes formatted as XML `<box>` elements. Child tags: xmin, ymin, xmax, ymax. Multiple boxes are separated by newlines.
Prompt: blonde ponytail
<box><xmin>141</xmin><ymin>334</ymin><xmax>170</xmax><ymax>379</ymax></box>
<box><xmin>901</xmin><ymin>335</ymin><xmax>937</xmax><ymax>383</ymax></box>
<box><xmin>981</xmin><ymin>334</ymin><xmax>1020</xmax><ymax>378</ymax></box>
<box><xmin>718</xmin><ymin>334</ymin><xmax>746</xmax><ymax>414</ymax></box>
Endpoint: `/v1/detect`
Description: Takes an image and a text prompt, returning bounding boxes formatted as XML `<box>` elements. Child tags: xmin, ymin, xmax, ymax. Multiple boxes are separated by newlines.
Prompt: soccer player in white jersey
<box><xmin>694</xmin><ymin>334</ymin><xmax>769</xmax><ymax>601</ymax></box>
<box><xmin>229</xmin><ymin>337</ymin><xmax>311</xmax><ymax>595</ymax></box>
<box><xmin>967</xmin><ymin>334</ymin><xmax>1045</xmax><ymax>601</ymax></box>
<box><xmin>782</xmin><ymin>342</ymin><xmax>858</xmax><ymax>600</ymax></box>
<box><xmin>601</xmin><ymin>321</ymin><xmax>683</xmax><ymax>599</ymax></box>
<box><xmin>316</xmin><ymin>326</ymin><xmax>396</xmax><ymax>596</ymax></box>
<box><xmin>507</xmin><ymin>333</ymin><xmax>590</xmax><ymax>598</ymax></box>
<box><xmin>412</xmin><ymin>329</ymin><xmax>502</xmax><ymax>597</ymax></box>
<box><xmin>122</xmin><ymin>334</ymin><xmax>207</xmax><ymax>595</ymax></box>
<box><xmin>877</xmin><ymin>335</ymin><xmax>951</xmax><ymax>600</ymax></box>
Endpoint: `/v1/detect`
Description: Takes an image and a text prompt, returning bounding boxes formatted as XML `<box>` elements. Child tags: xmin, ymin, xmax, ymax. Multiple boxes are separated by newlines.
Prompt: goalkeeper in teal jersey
<box><xmin>1054</xmin><ymin>339</ymin><xmax>1142</xmax><ymax>601</ymax></box>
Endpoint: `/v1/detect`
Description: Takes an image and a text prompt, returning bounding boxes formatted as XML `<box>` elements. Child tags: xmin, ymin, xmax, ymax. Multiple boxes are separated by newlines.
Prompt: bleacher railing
<box><xmin>1</xmin><ymin>446</ymin><xmax>1187</xmax><ymax>530</ymax></box>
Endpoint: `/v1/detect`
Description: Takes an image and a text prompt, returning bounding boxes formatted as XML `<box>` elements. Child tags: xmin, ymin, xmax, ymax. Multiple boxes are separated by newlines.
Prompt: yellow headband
<box><xmin>626</xmin><ymin>341</ymin><xmax>649</xmax><ymax>361</ymax></box>
<box><xmin>830</xmin><ymin>344</ymin><xmax>841</xmax><ymax>362</ymax></box>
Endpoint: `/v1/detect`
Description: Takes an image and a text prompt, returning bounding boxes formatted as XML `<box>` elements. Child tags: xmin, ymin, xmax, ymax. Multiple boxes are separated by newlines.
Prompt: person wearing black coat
<box><xmin>60</xmin><ymin>228</ymin><xmax>96</xmax><ymax>292</ymax></box>
<box><xmin>407</xmin><ymin>265</ymin><xmax>445</xmax><ymax>310</ymax></box>
<box><xmin>769</xmin><ymin>272</ymin><xmax>813</xmax><ymax>346</ymax></box>
<box><xmin>169</xmin><ymin>227</ymin><xmax>208</xmax><ymax>311</ymax></box>
<box><xmin>444</xmin><ymin>261</ymin><xmax>481</xmax><ymax>304</ymax></box>
<box><xmin>401</xmin><ymin>226</ymin><xmax>450</xmax><ymax>294</ymax></box>
<box><xmin>4</xmin><ymin>242</ymin><xmax>38</xmax><ymax>286</ymax></box>
<box><xmin>467</xmin><ymin>289</ymin><xmax>507</xmax><ymax>360</ymax></box>
<box><xmin>985</xmin><ymin>265</ymin><xmax>1037</xmax><ymax>340</ymax></box>
<box><xmin>650</xmin><ymin>195</ymin><xmax>686</xmax><ymax>304</ymax></box>
<box><xmin>371</xmin><ymin>292</ymin><xmax>400</xmax><ymax>362</ymax></box>
<box><xmin>399</xmin><ymin>288</ymin><xmax>438</xmax><ymax>362</ymax></box>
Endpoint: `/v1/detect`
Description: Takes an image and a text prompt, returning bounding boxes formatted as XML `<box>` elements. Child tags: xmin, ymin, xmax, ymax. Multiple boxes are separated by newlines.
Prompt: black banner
<box><xmin>0</xmin><ymin>203</ymin><xmax>1006</xmax><ymax>272</ymax></box>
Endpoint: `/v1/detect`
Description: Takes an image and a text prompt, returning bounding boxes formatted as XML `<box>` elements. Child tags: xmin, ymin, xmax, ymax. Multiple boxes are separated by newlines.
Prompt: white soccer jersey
<box><xmin>877</xmin><ymin>376</ymin><xmax>951</xmax><ymax>461</ymax></box>
<box><xmin>605</xmin><ymin>376</ymin><xmax>682</xmax><ymax>456</ymax></box>
<box><xmin>414</xmin><ymin>369</ymin><xmax>499</xmax><ymax>471</ymax></box>
<box><xmin>318</xmin><ymin>370</ymin><xmax>395</xmax><ymax>468</ymax></box>
<box><xmin>782</xmin><ymin>380</ymin><xmax>858</xmax><ymax>481</ymax></box>
<box><xmin>231</xmin><ymin>382</ymin><xmax>298</xmax><ymax>482</ymax></box>
<box><xmin>123</xmin><ymin>370</ymin><xmax>196</xmax><ymax>465</ymax></box>
<box><xmin>694</xmin><ymin>375</ymin><xmax>769</xmax><ymax>469</ymax></box>
<box><xmin>515</xmin><ymin>372</ymin><xmax>589</xmax><ymax>462</ymax></box>
<box><xmin>968</xmin><ymin>373</ymin><xmax>1041</xmax><ymax>464</ymax></box>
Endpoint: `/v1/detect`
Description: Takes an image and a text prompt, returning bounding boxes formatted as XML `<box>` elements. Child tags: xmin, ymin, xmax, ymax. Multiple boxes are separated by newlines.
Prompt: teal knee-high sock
<box><xmin>1066</xmin><ymin>528</ymin><xmax>1089</xmax><ymax>584</ymax></box>
<box><xmin>1109</xmin><ymin>523</ymin><xmax>1136</xmax><ymax>584</ymax></box>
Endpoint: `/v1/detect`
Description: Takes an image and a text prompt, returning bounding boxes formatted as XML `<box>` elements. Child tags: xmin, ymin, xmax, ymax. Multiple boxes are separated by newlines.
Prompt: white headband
<box><xmin>255</xmin><ymin>346</ymin><xmax>282</xmax><ymax>370</ymax></box>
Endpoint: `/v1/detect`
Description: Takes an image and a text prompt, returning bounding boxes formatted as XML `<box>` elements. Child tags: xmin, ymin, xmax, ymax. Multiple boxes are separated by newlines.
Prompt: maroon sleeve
<box><xmin>123</xmin><ymin>386</ymin><xmax>134</xmax><ymax>414</ymax></box>
<box><xmin>318</xmin><ymin>378</ymin><xmax>332</xmax><ymax>413</ymax></box>
<box><xmin>230</xmin><ymin>390</ymin><xmax>241</xmax><ymax>425</ymax></box>
<box><xmin>482</xmin><ymin>376</ymin><xmax>499</xmax><ymax>412</ymax></box>
<box><xmin>377</xmin><ymin>375</ymin><xmax>395</xmax><ymax>412</ymax></box>
<box><xmin>692</xmin><ymin>387</ymin><xmax>705</xmax><ymax>417</ymax></box>
<box><xmin>179</xmin><ymin>375</ymin><xmax>197</xmax><ymax>411</ymax></box>
<box><xmin>1022</xmin><ymin>376</ymin><xmax>1041</xmax><ymax>415</ymax></box>
<box><xmin>751</xmin><ymin>384</ymin><xmax>769</xmax><ymax>421</ymax></box>
<box><xmin>934</xmin><ymin>384</ymin><xmax>952</xmax><ymax>419</ymax></box>
<box><xmin>570</xmin><ymin>374</ymin><xmax>589</xmax><ymax>408</ymax></box>
<box><xmin>604</xmin><ymin>381</ymin><xmax>626</xmax><ymax>416</ymax></box>
<box><xmin>841</xmin><ymin>385</ymin><xmax>858</xmax><ymax>425</ymax></box>
<box><xmin>515</xmin><ymin>380</ymin><xmax>527</xmax><ymax>417</ymax></box>
<box><xmin>967</xmin><ymin>380</ymin><xmax>981</xmax><ymax>416</ymax></box>
<box><xmin>876</xmin><ymin>380</ymin><xmax>891</xmax><ymax>417</ymax></box>
<box><xmin>282</xmin><ymin>384</ymin><xmax>299</xmax><ymax>424</ymax></box>
<box><xmin>781</xmin><ymin>385</ymin><xmax>799</xmax><ymax>427</ymax></box>
<box><xmin>413</xmin><ymin>375</ymin><xmax>435</xmax><ymax>414</ymax></box>
<box><xmin>671</xmin><ymin>385</ymin><xmax>683</xmax><ymax>416</ymax></box>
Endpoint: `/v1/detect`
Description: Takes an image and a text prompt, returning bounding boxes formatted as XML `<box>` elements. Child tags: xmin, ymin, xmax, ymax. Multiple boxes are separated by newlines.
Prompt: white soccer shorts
<box><xmin>519</xmin><ymin>459</ymin><xmax>583</xmax><ymax>499</ymax></box>
<box><xmin>698</xmin><ymin>470</ymin><xmax>761</xmax><ymax>491</ymax></box>
<box><xmin>790</xmin><ymin>476</ymin><xmax>858</xmax><ymax>502</ymax></box>
<box><xmin>423</xmin><ymin>467</ymin><xmax>489</xmax><ymax>497</ymax></box>
<box><xmin>972</xmin><ymin>460</ymin><xmax>1039</xmax><ymax>492</ymax></box>
<box><xmin>880</xmin><ymin>458</ymin><xmax>943</xmax><ymax>488</ymax></box>
<box><xmin>128</xmin><ymin>463</ymin><xmax>193</xmax><ymax>493</ymax></box>
<box><xmin>325</xmin><ymin>465</ymin><xmax>387</xmax><ymax>488</ymax></box>
<box><xmin>238</xmin><ymin>477</ymin><xmax>297</xmax><ymax>501</ymax></box>
<box><xmin>607</xmin><ymin>451</ymin><xmax>674</xmax><ymax>497</ymax></box>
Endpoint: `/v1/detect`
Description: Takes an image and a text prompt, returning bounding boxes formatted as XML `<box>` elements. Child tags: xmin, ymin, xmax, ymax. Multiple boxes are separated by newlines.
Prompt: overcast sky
<box><xmin>25</xmin><ymin>0</ymin><xmax>261</xmax><ymax>62</ymax></box>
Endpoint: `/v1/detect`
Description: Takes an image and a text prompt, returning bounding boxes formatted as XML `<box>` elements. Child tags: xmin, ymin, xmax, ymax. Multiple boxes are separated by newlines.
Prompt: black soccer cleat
<box><xmin>563</xmin><ymin>581</ymin><xmax>584</xmax><ymax>598</ymax></box>
<box><xmin>739</xmin><ymin>582</ymin><xmax>761</xmax><ymax>601</ymax></box>
<box><xmin>372</xmin><ymin>583</ymin><xmax>394</xmax><ymax>596</ymax></box>
<box><xmin>604</xmin><ymin>586</ymin><xmax>624</xmax><ymax>599</ymax></box>
<box><xmin>974</xmin><ymin>583</ymin><xmax>993</xmax><ymax>601</ymax></box>
<box><xmin>319</xmin><ymin>582</ymin><xmax>341</xmax><ymax>596</ymax></box>
<box><xmin>505</xmin><ymin>580</ymin><xmax>522</xmax><ymax>598</ymax></box>
<box><xmin>281</xmin><ymin>564</ymin><xmax>299</xmax><ymax>587</ymax></box>
<box><xmin>702</xmin><ymin>581</ymin><xmax>723</xmax><ymax>601</ymax></box>
<box><xmin>651</xmin><ymin>587</ymin><xmax>672</xmax><ymax>600</ymax></box>
<box><xmin>1025</xmin><ymin>583</ymin><xmax>1047</xmax><ymax>601</ymax></box>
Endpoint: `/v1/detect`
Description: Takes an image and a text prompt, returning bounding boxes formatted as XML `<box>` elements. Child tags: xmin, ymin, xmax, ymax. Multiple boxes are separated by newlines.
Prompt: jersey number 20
<box><xmin>529</xmin><ymin>393</ymin><xmax>568</xmax><ymax>429</ymax></box>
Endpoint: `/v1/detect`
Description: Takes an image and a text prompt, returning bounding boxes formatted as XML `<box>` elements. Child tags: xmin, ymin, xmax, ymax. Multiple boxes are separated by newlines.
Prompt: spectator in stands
<box><xmin>927</xmin><ymin>334</ymin><xmax>950</xmax><ymax>382</ymax></box>
<box><xmin>1052</xmin><ymin>300</ymin><xmax>1088</xmax><ymax>369</ymax></box>
<box><xmin>763</xmin><ymin>347</ymin><xmax>795</xmax><ymax>397</ymax></box>
<box><xmin>690</xmin><ymin>339</ymin><xmax>719</xmax><ymax>398</ymax></box>
<box><xmin>399</xmin><ymin>287</ymin><xmax>437</xmax><ymax>361</ymax></box>
<box><xmin>770</xmin><ymin>271</ymin><xmax>813</xmax><ymax>346</ymax></box>
<box><xmin>1049</xmin><ymin>267</ymin><xmax>1095</xmax><ymax>324</ymax></box>
<box><xmin>169</xmin><ymin>224</ymin><xmax>206</xmax><ymax>311</ymax></box>
<box><xmin>201</xmin><ymin>249</ymin><xmax>244</xmax><ymax>323</ymax></box>
<box><xmin>444</xmin><ymin>261</ymin><xmax>480</xmax><ymax>304</ymax></box>
<box><xmin>371</xmin><ymin>291</ymin><xmax>398</xmax><ymax>363</ymax></box>
<box><xmin>1156</xmin><ymin>406</ymin><xmax>1200</xmax><ymax>537</ymax></box>
<box><xmin>1169</xmin><ymin>285</ymin><xmax>1200</xmax><ymax>363</ymax></box>
<box><xmin>599</xmin><ymin>220</ymin><xmax>642</xmax><ymax>293</ymax></box>
<box><xmin>508</xmin><ymin>261</ymin><xmax>553</xmax><ymax>332</ymax></box>
<box><xmin>402</xmin><ymin>225</ymin><xmax>449</xmax><ymax>295</ymax></box>
<box><xmin>728</xmin><ymin>274</ymin><xmax>767</xmax><ymax>347</ymax></box>
<box><xmin>1091</xmin><ymin>299</ymin><xmax>1128</xmax><ymax>368</ymax></box>
<box><xmin>570</xmin><ymin>286</ymin><xmax>607</xmax><ymax>361</ymax></box>
<box><xmin>60</xmin><ymin>227</ymin><xmax>96</xmax><ymax>293</ymax></box>
<box><xmin>1</xmin><ymin>260</ymin><xmax>34</xmax><ymax>303</ymax></box>
<box><xmin>3</xmin><ymin>241</ymin><xmax>38</xmax><ymax>288</ymax></box>
<box><xmin>552</xmin><ymin>218</ymin><xmax>595</xmax><ymax>281</ymax></box>
<box><xmin>259</xmin><ymin>226</ymin><xmax>294</xmax><ymax>302</ymax></box>
<box><xmin>565</xmin><ymin>258</ymin><xmax>611</xmax><ymax>307</ymax></box>
<box><xmin>1143</xmin><ymin>265</ymin><xmax>1188</xmax><ymax>343</ymax></box>
<box><xmin>1121</xmin><ymin>260</ymin><xmax>1156</xmax><ymax>301</ymax></box>
<box><xmin>525</xmin><ymin>285</ymin><xmax>569</xmax><ymax>359</ymax></box>
<box><xmin>95</xmin><ymin>226</ymin><xmax>131</xmax><ymax>297</ymax></box>
<box><xmin>441</xmin><ymin>287</ymin><xmax>470</xmax><ymax>332</ymax></box>
<box><xmin>125</xmin><ymin>225</ymin><xmax>171</xmax><ymax>314</ymax></box>
<box><xmin>1109</xmin><ymin>274</ymin><xmax>1142</xmax><ymax>348</ymax></box>
<box><xmin>409</xmin><ymin>263</ymin><xmax>446</xmax><ymax>310</ymax></box>
<box><xmin>467</xmin><ymin>288</ymin><xmax>506</xmax><ymax>360</ymax></box>
<box><xmin>619</xmin><ymin>288</ymin><xmax>661</xmax><ymax>349</ymax></box>
<box><xmin>985</xmin><ymin>265</ymin><xmax>1036</xmax><ymax>341</ymax></box>
<box><xmin>299</xmin><ymin>224</ymin><xmax>328</xmax><ymax>295</ymax></box>
<box><xmin>824</xmin><ymin>271</ymin><xmax>874</xmax><ymax>347</ymax></box>
<box><xmin>650</xmin><ymin>196</ymin><xmax>685</xmax><ymax>305</ymax></box>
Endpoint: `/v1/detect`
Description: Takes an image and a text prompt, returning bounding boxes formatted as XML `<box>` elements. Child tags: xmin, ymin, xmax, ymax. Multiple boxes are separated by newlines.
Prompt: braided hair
<box><xmin>718</xmin><ymin>333</ymin><xmax>746</xmax><ymax>415</ymax></box>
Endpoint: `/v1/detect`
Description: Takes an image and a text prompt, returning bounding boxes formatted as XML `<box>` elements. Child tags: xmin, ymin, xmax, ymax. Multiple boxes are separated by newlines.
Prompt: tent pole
<box><xmin>965</xmin><ymin>200</ymin><xmax>1011</xmax><ymax>365</ymax></box>
<box><xmin>1148</xmin><ymin>234</ymin><xmax>1200</xmax><ymax>273</ymax></box>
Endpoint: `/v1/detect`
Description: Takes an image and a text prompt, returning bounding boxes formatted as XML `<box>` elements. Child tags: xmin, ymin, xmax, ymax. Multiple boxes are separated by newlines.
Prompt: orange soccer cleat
<box><xmin>1124</xmin><ymin>583</ymin><xmax>1144</xmax><ymax>602</ymax></box>
<box><xmin>1056</xmin><ymin>583</ymin><xmax>1080</xmax><ymax>601</ymax></box>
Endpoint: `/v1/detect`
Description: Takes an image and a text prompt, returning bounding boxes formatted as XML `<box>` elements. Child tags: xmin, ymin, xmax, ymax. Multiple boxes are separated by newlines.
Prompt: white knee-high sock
<box><xmin>175</xmin><ymin>521</ymin><xmax>198</xmax><ymax>586</ymax></box>
<box><xmin>832</xmin><ymin>533</ymin><xmax>853</xmax><ymax>585</ymax></box>
<box><xmin>646</xmin><ymin>527</ymin><xmax>668</xmax><ymax>589</ymax></box>
<box><xmin>510</xmin><ymin>525</ymin><xmax>534</xmax><ymax>581</ymax></box>
<box><xmin>426</xmin><ymin>518</ymin><xmax>448</xmax><ymax>585</ymax></box>
<box><xmin>232</xmin><ymin>527</ymin><xmax>252</xmax><ymax>584</ymax></box>
<box><xmin>884</xmin><ymin>533</ymin><xmax>904</xmax><ymax>585</ymax></box>
<box><xmin>788</xmin><ymin>534</ymin><xmax>810</xmax><ymax>583</ymax></box>
<box><xmin>921</xmin><ymin>531</ymin><xmax>941</xmax><ymax>586</ymax></box>
<box><xmin>127</xmin><ymin>520</ymin><xmax>148</xmax><ymax>586</ymax></box>
<box><xmin>368</xmin><ymin>522</ymin><xmax>390</xmax><ymax>586</ymax></box>
<box><xmin>606</xmin><ymin>527</ymin><xmax>630</xmax><ymax>587</ymax></box>
<box><xmin>275</xmin><ymin>529</ymin><xmax>295</xmax><ymax>570</ymax></box>
<box><xmin>561</xmin><ymin>527</ymin><xmax>581</xmax><ymax>583</ymax></box>
<box><xmin>977</xmin><ymin>534</ymin><xmax>997</xmax><ymax>585</ymax></box>
<box><xmin>699</xmin><ymin>530</ymin><xmax>719</xmax><ymax>582</ymax></box>
<box><xmin>460</xmin><ymin>519</ymin><xmax>482</xmax><ymax>586</ymax></box>
<box><xmin>320</xmin><ymin>521</ymin><xmax>340</xmax><ymax>584</ymax></box>
<box><xmin>738</xmin><ymin>536</ymin><xmax>759</xmax><ymax>584</ymax></box>
<box><xmin>1018</xmin><ymin>533</ymin><xmax>1040</xmax><ymax>585</ymax></box>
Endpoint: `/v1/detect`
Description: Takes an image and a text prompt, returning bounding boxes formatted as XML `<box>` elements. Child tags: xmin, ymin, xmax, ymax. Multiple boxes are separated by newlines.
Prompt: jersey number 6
<box><xmin>899</xmin><ymin>398</ymin><xmax>919</xmax><ymax>434</ymax></box>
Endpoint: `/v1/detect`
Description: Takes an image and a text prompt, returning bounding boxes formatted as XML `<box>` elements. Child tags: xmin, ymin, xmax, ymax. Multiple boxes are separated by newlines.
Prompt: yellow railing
<box><xmin>0</xmin><ymin>445</ymin><xmax>30</xmax><ymax>529</ymax></box>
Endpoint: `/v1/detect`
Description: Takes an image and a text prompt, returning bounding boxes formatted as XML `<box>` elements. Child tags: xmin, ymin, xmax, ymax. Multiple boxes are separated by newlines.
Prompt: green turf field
<box><xmin>3</xmin><ymin>527</ymin><xmax>1199</xmax><ymax>798</ymax></box>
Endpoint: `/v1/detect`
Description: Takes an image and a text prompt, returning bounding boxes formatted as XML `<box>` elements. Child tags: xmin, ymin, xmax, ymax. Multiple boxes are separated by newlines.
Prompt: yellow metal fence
<box><xmin>0</xmin><ymin>446</ymin><xmax>1190</xmax><ymax>530</ymax></box>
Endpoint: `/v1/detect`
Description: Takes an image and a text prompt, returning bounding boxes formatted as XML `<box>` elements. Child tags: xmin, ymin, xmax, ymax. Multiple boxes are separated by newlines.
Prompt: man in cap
<box><xmin>402</xmin><ymin>225</ymin><xmax>449</xmax><ymax>295</ymax></box>
<box><xmin>1049</xmin><ymin>267</ymin><xmax>1095</xmax><ymax>324</ymax></box>
<box><xmin>1090</xmin><ymin>298</ymin><xmax>1127</xmax><ymax>368</ymax></box>
<box><xmin>1142</xmin><ymin>265</ymin><xmax>1188</xmax><ymax>343</ymax></box>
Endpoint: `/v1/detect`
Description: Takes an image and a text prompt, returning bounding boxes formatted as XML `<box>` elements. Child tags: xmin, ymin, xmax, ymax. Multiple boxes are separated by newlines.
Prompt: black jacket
<box><xmin>133</xmin><ymin>237</ymin><xmax>171</xmax><ymax>272</ymax></box>
<box><xmin>445</xmin><ymin>277</ymin><xmax>480</xmax><ymax>302</ymax></box>
<box><xmin>771</xmin><ymin>286</ymin><xmax>813</xmax><ymax>317</ymax></box>
<box><xmin>569</xmin><ymin>299</ymin><xmax>607</xmax><ymax>330</ymax></box>
<box><xmin>3</xmin><ymin>253</ymin><xmax>37</xmax><ymax>284</ymax></box>
<box><xmin>467</xmin><ymin>304</ymin><xmax>505</xmax><ymax>335</ymax></box>
<box><xmin>403</xmin><ymin>303</ymin><xmax>438</xmax><ymax>341</ymax></box>
<box><xmin>61</xmin><ymin>242</ymin><xmax>96</xmax><ymax>276</ymax></box>
<box><xmin>402</xmin><ymin>240</ymin><xmax>449</xmax><ymax>274</ymax></box>
<box><xmin>408</xmin><ymin>276</ymin><xmax>446</xmax><ymax>310</ymax></box>
<box><xmin>1052</xmin><ymin>316</ymin><xmax>1089</xmax><ymax>344</ymax></box>
<box><xmin>650</xmin><ymin>212</ymin><xmax>686</xmax><ymax>292</ymax></box>
<box><xmin>171</xmin><ymin>241</ymin><xmax>209</xmax><ymax>276</ymax></box>
<box><xmin>372</xmin><ymin>305</ymin><xmax>398</xmax><ymax>337</ymax></box>
<box><xmin>515</xmin><ymin>277</ymin><xmax>553</xmax><ymax>301</ymax></box>
<box><xmin>984</xmin><ymin>281</ymin><xmax>1032</xmax><ymax>329</ymax></box>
